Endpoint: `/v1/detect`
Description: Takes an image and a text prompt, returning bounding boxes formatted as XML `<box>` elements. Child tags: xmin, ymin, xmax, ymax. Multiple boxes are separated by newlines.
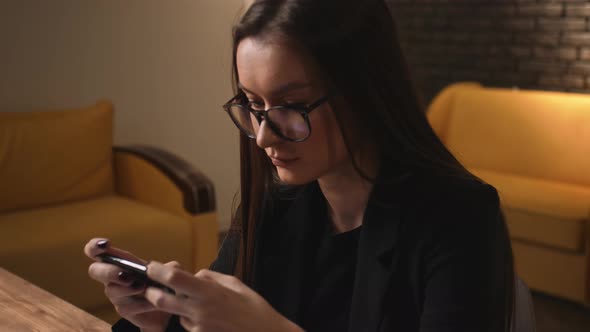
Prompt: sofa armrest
<box><xmin>113</xmin><ymin>145</ymin><xmax>215</xmax><ymax>215</ymax></box>
<box><xmin>113</xmin><ymin>145</ymin><xmax>219</xmax><ymax>271</ymax></box>
<box><xmin>426</xmin><ymin>81</ymin><xmax>482</xmax><ymax>143</ymax></box>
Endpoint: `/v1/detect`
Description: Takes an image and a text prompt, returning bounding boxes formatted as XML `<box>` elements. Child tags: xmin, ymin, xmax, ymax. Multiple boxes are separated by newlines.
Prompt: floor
<box><xmin>532</xmin><ymin>292</ymin><xmax>590</xmax><ymax>332</ymax></box>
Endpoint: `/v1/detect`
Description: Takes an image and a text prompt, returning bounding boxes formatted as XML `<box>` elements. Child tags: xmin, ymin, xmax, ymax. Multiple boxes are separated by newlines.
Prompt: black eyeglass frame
<box><xmin>222</xmin><ymin>93</ymin><xmax>330</xmax><ymax>142</ymax></box>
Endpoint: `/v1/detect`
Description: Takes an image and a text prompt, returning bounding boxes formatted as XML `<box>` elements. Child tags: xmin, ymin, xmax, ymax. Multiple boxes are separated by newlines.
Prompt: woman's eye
<box><xmin>248</xmin><ymin>101</ymin><xmax>265</xmax><ymax>110</ymax></box>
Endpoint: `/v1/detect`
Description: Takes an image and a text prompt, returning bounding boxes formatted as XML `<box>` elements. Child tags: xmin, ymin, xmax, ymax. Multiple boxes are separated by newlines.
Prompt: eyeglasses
<box><xmin>222</xmin><ymin>92</ymin><xmax>329</xmax><ymax>142</ymax></box>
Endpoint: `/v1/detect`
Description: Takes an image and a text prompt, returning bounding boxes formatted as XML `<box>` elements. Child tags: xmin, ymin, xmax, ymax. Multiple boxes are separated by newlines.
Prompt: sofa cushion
<box><xmin>471</xmin><ymin>168</ymin><xmax>589</xmax><ymax>252</ymax></box>
<box><xmin>0</xmin><ymin>195</ymin><xmax>193</xmax><ymax>311</ymax></box>
<box><xmin>438</xmin><ymin>85</ymin><xmax>590</xmax><ymax>187</ymax></box>
<box><xmin>0</xmin><ymin>101</ymin><xmax>114</xmax><ymax>212</ymax></box>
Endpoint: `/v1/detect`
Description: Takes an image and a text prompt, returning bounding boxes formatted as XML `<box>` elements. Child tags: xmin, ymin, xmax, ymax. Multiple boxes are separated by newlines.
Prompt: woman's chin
<box><xmin>276</xmin><ymin>167</ymin><xmax>315</xmax><ymax>185</ymax></box>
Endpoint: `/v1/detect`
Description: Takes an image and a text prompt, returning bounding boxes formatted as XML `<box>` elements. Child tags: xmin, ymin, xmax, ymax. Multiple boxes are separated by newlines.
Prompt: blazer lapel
<box><xmin>254</xmin><ymin>161</ymin><xmax>412</xmax><ymax>331</ymax></box>
<box><xmin>348</xmin><ymin>166</ymin><xmax>411</xmax><ymax>332</ymax></box>
<box><xmin>254</xmin><ymin>182</ymin><xmax>325</xmax><ymax>323</ymax></box>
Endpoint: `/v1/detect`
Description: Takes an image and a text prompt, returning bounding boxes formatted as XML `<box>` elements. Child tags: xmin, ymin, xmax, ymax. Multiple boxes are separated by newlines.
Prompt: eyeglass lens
<box><xmin>228</xmin><ymin>105</ymin><xmax>309</xmax><ymax>140</ymax></box>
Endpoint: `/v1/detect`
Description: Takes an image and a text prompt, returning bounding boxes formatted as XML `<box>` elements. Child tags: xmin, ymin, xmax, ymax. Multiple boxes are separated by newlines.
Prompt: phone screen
<box><xmin>97</xmin><ymin>253</ymin><xmax>176</xmax><ymax>295</ymax></box>
<box><xmin>98</xmin><ymin>254</ymin><xmax>148</xmax><ymax>275</ymax></box>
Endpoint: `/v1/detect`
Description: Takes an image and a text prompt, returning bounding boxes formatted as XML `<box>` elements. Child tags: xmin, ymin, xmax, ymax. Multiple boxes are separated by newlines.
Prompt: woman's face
<box><xmin>236</xmin><ymin>36</ymin><xmax>350</xmax><ymax>185</ymax></box>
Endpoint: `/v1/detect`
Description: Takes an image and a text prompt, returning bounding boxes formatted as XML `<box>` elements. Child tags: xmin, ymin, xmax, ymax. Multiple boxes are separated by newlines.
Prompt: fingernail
<box><xmin>131</xmin><ymin>280</ymin><xmax>145</xmax><ymax>289</ymax></box>
<box><xmin>118</xmin><ymin>271</ymin><xmax>132</xmax><ymax>282</ymax></box>
<box><xmin>96</xmin><ymin>240</ymin><xmax>109</xmax><ymax>249</ymax></box>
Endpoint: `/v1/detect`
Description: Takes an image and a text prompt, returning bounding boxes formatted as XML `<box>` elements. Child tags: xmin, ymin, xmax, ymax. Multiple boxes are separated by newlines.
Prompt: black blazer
<box><xmin>113</xmin><ymin>168</ymin><xmax>511</xmax><ymax>332</ymax></box>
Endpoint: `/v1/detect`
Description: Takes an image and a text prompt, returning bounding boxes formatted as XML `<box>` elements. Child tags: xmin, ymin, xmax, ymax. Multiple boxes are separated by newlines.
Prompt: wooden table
<box><xmin>0</xmin><ymin>267</ymin><xmax>111</xmax><ymax>331</ymax></box>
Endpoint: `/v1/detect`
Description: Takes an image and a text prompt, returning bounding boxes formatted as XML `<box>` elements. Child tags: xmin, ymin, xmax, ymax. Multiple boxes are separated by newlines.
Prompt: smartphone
<box><xmin>97</xmin><ymin>253</ymin><xmax>176</xmax><ymax>295</ymax></box>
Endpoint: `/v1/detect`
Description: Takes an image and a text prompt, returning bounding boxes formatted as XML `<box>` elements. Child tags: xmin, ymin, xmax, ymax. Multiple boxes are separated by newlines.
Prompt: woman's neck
<box><xmin>317</xmin><ymin>159</ymin><xmax>378</xmax><ymax>234</ymax></box>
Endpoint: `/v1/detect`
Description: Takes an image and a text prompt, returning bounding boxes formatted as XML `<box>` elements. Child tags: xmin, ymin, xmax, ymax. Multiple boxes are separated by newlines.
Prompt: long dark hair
<box><xmin>227</xmin><ymin>0</ymin><xmax>514</xmax><ymax>329</ymax></box>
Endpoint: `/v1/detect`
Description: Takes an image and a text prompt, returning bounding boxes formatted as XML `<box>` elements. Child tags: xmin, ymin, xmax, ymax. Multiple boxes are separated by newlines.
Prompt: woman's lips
<box><xmin>270</xmin><ymin>156</ymin><xmax>298</xmax><ymax>167</ymax></box>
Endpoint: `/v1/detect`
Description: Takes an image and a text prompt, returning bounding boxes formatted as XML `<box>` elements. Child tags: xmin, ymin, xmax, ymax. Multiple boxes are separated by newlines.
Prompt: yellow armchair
<box><xmin>427</xmin><ymin>83</ymin><xmax>590</xmax><ymax>305</ymax></box>
<box><xmin>0</xmin><ymin>102</ymin><xmax>219</xmax><ymax>323</ymax></box>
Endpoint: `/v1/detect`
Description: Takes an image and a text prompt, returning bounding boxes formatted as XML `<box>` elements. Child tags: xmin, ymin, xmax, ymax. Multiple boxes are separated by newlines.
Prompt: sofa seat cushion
<box><xmin>0</xmin><ymin>195</ymin><xmax>193</xmax><ymax>311</ymax></box>
<box><xmin>471</xmin><ymin>168</ymin><xmax>589</xmax><ymax>252</ymax></box>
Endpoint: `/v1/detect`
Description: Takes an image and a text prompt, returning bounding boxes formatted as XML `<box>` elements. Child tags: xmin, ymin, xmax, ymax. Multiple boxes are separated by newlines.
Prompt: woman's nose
<box><xmin>256</xmin><ymin>120</ymin><xmax>281</xmax><ymax>149</ymax></box>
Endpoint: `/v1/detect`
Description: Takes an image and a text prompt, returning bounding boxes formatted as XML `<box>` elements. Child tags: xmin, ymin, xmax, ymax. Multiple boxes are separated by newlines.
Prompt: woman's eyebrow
<box><xmin>238</xmin><ymin>81</ymin><xmax>312</xmax><ymax>97</ymax></box>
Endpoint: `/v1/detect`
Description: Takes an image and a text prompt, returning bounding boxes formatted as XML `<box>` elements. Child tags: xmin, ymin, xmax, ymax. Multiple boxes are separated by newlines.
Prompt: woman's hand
<box><xmin>84</xmin><ymin>238</ymin><xmax>173</xmax><ymax>332</ymax></box>
<box><xmin>143</xmin><ymin>262</ymin><xmax>303</xmax><ymax>332</ymax></box>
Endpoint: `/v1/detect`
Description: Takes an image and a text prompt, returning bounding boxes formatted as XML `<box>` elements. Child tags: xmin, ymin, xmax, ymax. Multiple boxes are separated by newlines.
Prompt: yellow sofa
<box><xmin>0</xmin><ymin>101</ymin><xmax>219</xmax><ymax>323</ymax></box>
<box><xmin>427</xmin><ymin>82</ymin><xmax>590</xmax><ymax>305</ymax></box>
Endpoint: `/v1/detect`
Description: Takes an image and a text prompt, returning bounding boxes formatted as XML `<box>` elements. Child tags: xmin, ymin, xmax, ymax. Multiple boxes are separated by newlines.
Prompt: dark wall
<box><xmin>387</xmin><ymin>0</ymin><xmax>590</xmax><ymax>104</ymax></box>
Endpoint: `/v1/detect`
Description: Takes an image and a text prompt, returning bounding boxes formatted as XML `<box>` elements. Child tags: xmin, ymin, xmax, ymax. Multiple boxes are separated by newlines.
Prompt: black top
<box><xmin>113</xmin><ymin>166</ymin><xmax>512</xmax><ymax>332</ymax></box>
<box><xmin>299</xmin><ymin>224</ymin><xmax>362</xmax><ymax>332</ymax></box>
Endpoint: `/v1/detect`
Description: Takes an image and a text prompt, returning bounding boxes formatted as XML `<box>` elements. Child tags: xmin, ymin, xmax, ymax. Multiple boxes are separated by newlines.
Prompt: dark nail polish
<box><xmin>96</xmin><ymin>240</ymin><xmax>109</xmax><ymax>249</ymax></box>
<box><xmin>131</xmin><ymin>280</ymin><xmax>145</xmax><ymax>289</ymax></box>
<box><xmin>118</xmin><ymin>271</ymin><xmax>132</xmax><ymax>282</ymax></box>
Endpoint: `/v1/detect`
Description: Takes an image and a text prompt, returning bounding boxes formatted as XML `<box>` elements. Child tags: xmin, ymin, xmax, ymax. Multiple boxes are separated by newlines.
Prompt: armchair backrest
<box><xmin>427</xmin><ymin>82</ymin><xmax>590</xmax><ymax>187</ymax></box>
<box><xmin>0</xmin><ymin>101</ymin><xmax>114</xmax><ymax>212</ymax></box>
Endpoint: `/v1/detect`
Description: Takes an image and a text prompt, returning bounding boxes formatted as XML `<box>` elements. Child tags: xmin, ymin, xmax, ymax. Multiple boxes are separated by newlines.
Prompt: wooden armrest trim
<box><xmin>113</xmin><ymin>145</ymin><xmax>216</xmax><ymax>215</ymax></box>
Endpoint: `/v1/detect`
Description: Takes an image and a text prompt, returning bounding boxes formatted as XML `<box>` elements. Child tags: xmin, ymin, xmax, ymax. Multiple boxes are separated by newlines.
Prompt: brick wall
<box><xmin>387</xmin><ymin>0</ymin><xmax>590</xmax><ymax>103</ymax></box>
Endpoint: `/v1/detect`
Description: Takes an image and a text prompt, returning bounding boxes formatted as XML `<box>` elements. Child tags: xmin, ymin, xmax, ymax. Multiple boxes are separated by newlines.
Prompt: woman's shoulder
<box><xmin>385</xmin><ymin>170</ymin><xmax>509</xmax><ymax>272</ymax></box>
<box><xmin>390</xmin><ymin>169</ymin><xmax>502</xmax><ymax>233</ymax></box>
<box><xmin>402</xmin><ymin>169</ymin><xmax>499</xmax><ymax>211</ymax></box>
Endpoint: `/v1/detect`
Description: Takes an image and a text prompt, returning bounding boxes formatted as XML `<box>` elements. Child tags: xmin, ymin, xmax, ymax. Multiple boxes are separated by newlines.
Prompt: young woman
<box><xmin>85</xmin><ymin>0</ymin><xmax>514</xmax><ymax>331</ymax></box>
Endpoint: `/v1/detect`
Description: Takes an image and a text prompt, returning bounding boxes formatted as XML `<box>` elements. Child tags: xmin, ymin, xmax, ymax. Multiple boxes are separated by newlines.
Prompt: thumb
<box><xmin>195</xmin><ymin>269</ymin><xmax>245</xmax><ymax>293</ymax></box>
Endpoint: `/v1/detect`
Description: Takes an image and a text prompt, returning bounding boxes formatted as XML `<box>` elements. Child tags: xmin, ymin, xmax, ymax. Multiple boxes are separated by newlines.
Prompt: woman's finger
<box><xmin>147</xmin><ymin>261</ymin><xmax>212</xmax><ymax>299</ymax></box>
<box><xmin>104</xmin><ymin>282</ymin><xmax>148</xmax><ymax>300</ymax></box>
<box><xmin>179</xmin><ymin>316</ymin><xmax>200</xmax><ymax>332</ymax></box>
<box><xmin>143</xmin><ymin>287</ymin><xmax>191</xmax><ymax>317</ymax></box>
<box><xmin>84</xmin><ymin>238</ymin><xmax>147</xmax><ymax>265</ymax></box>
<box><xmin>88</xmin><ymin>262</ymin><xmax>136</xmax><ymax>286</ymax></box>
<box><xmin>112</xmin><ymin>295</ymin><xmax>158</xmax><ymax>316</ymax></box>
<box><xmin>195</xmin><ymin>269</ymin><xmax>244</xmax><ymax>294</ymax></box>
<box><xmin>164</xmin><ymin>261</ymin><xmax>182</xmax><ymax>269</ymax></box>
<box><xmin>84</xmin><ymin>238</ymin><xmax>111</xmax><ymax>259</ymax></box>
